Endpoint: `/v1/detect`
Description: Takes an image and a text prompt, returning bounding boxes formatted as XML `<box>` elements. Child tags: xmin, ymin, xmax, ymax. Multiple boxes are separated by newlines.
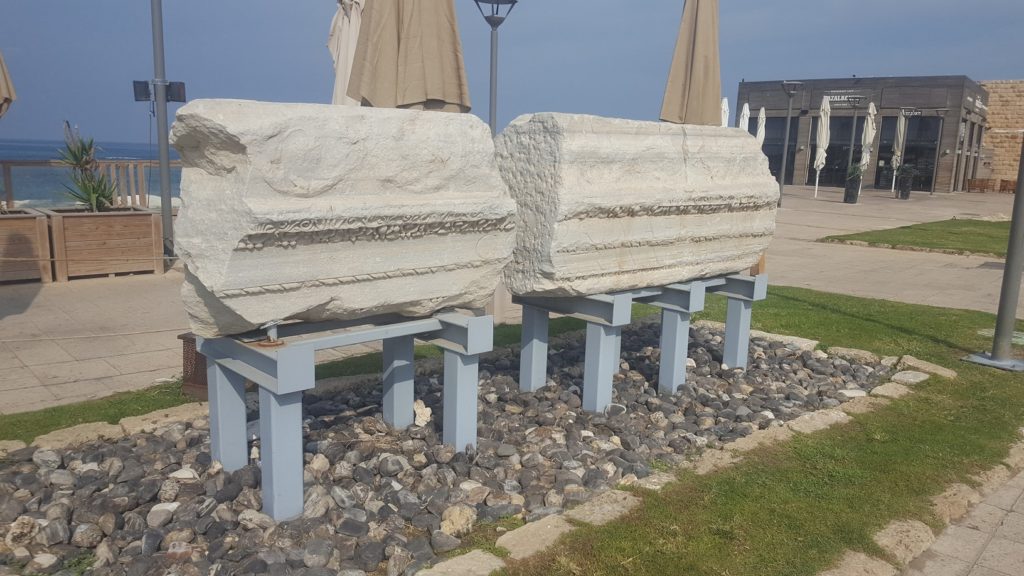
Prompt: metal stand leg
<box><xmin>583</xmin><ymin>322</ymin><xmax>620</xmax><ymax>413</ymax></box>
<box><xmin>724</xmin><ymin>298</ymin><xmax>753</xmax><ymax>369</ymax></box>
<box><xmin>519</xmin><ymin>305</ymin><xmax>549</xmax><ymax>392</ymax></box>
<box><xmin>658</xmin><ymin>308</ymin><xmax>690</xmax><ymax>396</ymax></box>
<box><xmin>258</xmin><ymin>388</ymin><xmax>304</xmax><ymax>521</ymax></box>
<box><xmin>207</xmin><ymin>360</ymin><xmax>248</xmax><ymax>471</ymax></box>
<box><xmin>443</xmin><ymin>350</ymin><xmax>479</xmax><ymax>451</ymax></box>
<box><xmin>382</xmin><ymin>335</ymin><xmax>415</xmax><ymax>429</ymax></box>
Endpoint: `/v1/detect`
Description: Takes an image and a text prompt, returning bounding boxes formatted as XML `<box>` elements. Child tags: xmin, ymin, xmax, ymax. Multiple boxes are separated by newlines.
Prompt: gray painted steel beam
<box><xmin>583</xmin><ymin>322</ymin><xmax>621</xmax><ymax>413</ymax></box>
<box><xmin>519</xmin><ymin>305</ymin><xmax>549</xmax><ymax>392</ymax></box>
<box><xmin>658</xmin><ymin>308</ymin><xmax>691</xmax><ymax>395</ymax></box>
<box><xmin>723</xmin><ymin>298</ymin><xmax>754</xmax><ymax>369</ymax></box>
<box><xmin>382</xmin><ymin>335</ymin><xmax>415</xmax><ymax>429</ymax></box>
<box><xmin>443</xmin><ymin>350</ymin><xmax>480</xmax><ymax>451</ymax></box>
<box><xmin>207</xmin><ymin>359</ymin><xmax>248</xmax><ymax>471</ymax></box>
<box><xmin>258</xmin><ymin>387</ymin><xmax>304</xmax><ymax>521</ymax></box>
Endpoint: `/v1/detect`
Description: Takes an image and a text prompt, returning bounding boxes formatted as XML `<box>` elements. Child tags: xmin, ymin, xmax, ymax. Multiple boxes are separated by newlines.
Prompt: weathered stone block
<box><xmin>495</xmin><ymin>113</ymin><xmax>778</xmax><ymax>297</ymax></box>
<box><xmin>171</xmin><ymin>100</ymin><xmax>516</xmax><ymax>337</ymax></box>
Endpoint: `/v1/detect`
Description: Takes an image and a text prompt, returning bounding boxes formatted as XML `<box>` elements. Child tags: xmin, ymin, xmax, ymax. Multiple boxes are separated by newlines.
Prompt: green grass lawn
<box><xmin>822</xmin><ymin>218</ymin><xmax>1010</xmax><ymax>257</ymax></box>
<box><xmin>501</xmin><ymin>287</ymin><xmax>1024</xmax><ymax>576</ymax></box>
<box><xmin>0</xmin><ymin>380</ymin><xmax>189</xmax><ymax>444</ymax></box>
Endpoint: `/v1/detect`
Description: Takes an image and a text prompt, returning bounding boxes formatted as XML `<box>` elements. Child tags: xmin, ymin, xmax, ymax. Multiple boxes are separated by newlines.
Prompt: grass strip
<box><xmin>821</xmin><ymin>218</ymin><xmax>1010</xmax><ymax>258</ymax></box>
<box><xmin>500</xmin><ymin>286</ymin><xmax>1024</xmax><ymax>576</ymax></box>
<box><xmin>0</xmin><ymin>381</ymin><xmax>189</xmax><ymax>445</ymax></box>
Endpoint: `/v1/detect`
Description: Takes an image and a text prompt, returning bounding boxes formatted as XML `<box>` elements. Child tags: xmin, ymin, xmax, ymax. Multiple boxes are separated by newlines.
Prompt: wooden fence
<box><xmin>0</xmin><ymin>159</ymin><xmax>182</xmax><ymax>210</ymax></box>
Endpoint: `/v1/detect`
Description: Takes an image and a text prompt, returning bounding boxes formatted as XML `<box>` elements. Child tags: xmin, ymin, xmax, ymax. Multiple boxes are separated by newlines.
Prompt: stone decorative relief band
<box><xmin>236</xmin><ymin>216</ymin><xmax>516</xmax><ymax>251</ymax></box>
<box><xmin>496</xmin><ymin>113</ymin><xmax>779</xmax><ymax>297</ymax></box>
<box><xmin>171</xmin><ymin>100</ymin><xmax>515</xmax><ymax>337</ymax></box>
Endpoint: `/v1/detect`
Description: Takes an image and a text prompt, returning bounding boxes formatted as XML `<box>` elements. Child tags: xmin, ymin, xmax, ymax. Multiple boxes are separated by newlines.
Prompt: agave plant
<box><xmin>58</xmin><ymin>121</ymin><xmax>115</xmax><ymax>212</ymax></box>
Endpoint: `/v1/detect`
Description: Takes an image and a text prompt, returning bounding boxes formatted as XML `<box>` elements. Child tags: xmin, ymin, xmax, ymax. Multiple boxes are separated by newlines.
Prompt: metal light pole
<box><xmin>474</xmin><ymin>0</ymin><xmax>517</xmax><ymax>135</ymax></box>
<box><xmin>777</xmin><ymin>81</ymin><xmax>802</xmax><ymax>207</ymax></box>
<box><xmin>967</xmin><ymin>137</ymin><xmax>1024</xmax><ymax>371</ymax></box>
<box><xmin>150</xmin><ymin>0</ymin><xmax>173</xmax><ymax>256</ymax></box>
<box><xmin>844</xmin><ymin>96</ymin><xmax>865</xmax><ymax>178</ymax></box>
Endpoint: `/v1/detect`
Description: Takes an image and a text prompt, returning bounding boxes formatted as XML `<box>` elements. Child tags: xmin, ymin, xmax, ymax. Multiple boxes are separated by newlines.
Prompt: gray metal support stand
<box><xmin>197</xmin><ymin>311</ymin><xmax>493</xmax><ymax>521</ymax></box>
<box><xmin>382</xmin><ymin>335</ymin><xmax>415</xmax><ymax>429</ymax></box>
<box><xmin>583</xmin><ymin>322</ymin><xmax>621</xmax><ymax>413</ymax></box>
<box><xmin>723</xmin><ymin>299</ymin><xmax>753</xmax><ymax>369</ymax></box>
<box><xmin>658</xmin><ymin>309</ymin><xmax>691</xmax><ymax>395</ymax></box>
<box><xmin>443</xmin><ymin>350</ymin><xmax>480</xmax><ymax>452</ymax></box>
<box><xmin>519</xmin><ymin>305</ymin><xmax>549</xmax><ymax>392</ymax></box>
<box><xmin>207</xmin><ymin>361</ymin><xmax>247</xmax><ymax>471</ymax></box>
<box><xmin>258</xmin><ymin>388</ymin><xmax>303</xmax><ymax>521</ymax></box>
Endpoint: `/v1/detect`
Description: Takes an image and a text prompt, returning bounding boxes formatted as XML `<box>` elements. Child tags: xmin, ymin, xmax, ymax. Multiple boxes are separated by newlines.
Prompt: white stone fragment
<box><xmin>171</xmin><ymin>100</ymin><xmax>516</xmax><ymax>337</ymax></box>
<box><xmin>495</xmin><ymin>113</ymin><xmax>778</xmax><ymax>297</ymax></box>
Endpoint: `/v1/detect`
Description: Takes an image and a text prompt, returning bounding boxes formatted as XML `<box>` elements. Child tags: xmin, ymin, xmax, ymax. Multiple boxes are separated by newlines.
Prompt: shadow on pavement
<box><xmin>0</xmin><ymin>231</ymin><xmax>44</xmax><ymax>321</ymax></box>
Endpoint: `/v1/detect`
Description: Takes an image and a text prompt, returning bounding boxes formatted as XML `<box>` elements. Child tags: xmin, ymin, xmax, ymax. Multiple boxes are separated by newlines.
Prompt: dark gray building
<box><xmin>737</xmin><ymin>76</ymin><xmax>989</xmax><ymax>193</ymax></box>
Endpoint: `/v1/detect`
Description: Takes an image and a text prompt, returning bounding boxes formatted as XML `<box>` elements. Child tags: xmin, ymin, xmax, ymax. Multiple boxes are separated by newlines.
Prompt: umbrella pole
<box><xmin>892</xmin><ymin>172</ymin><xmax>897</xmax><ymax>198</ymax></box>
<box><xmin>815</xmin><ymin>171</ymin><xmax>820</xmax><ymax>198</ymax></box>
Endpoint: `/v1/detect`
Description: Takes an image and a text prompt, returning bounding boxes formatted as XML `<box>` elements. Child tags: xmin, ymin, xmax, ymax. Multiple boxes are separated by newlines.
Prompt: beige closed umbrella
<box><xmin>661</xmin><ymin>0</ymin><xmax>721</xmax><ymax>126</ymax></box>
<box><xmin>0</xmin><ymin>50</ymin><xmax>16</xmax><ymax>119</ymax></box>
<box><xmin>346</xmin><ymin>0</ymin><xmax>471</xmax><ymax>112</ymax></box>
<box><xmin>329</xmin><ymin>0</ymin><xmax>364</xmax><ymax>106</ymax></box>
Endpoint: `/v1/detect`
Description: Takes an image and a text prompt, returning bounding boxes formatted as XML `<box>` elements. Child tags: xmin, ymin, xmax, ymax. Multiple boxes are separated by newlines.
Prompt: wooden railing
<box><xmin>0</xmin><ymin>159</ymin><xmax>182</xmax><ymax>210</ymax></box>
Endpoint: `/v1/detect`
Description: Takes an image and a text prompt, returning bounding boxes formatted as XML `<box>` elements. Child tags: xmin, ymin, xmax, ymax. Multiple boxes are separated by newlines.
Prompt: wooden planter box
<box><xmin>40</xmin><ymin>207</ymin><xmax>164</xmax><ymax>282</ymax></box>
<box><xmin>0</xmin><ymin>208</ymin><xmax>53</xmax><ymax>283</ymax></box>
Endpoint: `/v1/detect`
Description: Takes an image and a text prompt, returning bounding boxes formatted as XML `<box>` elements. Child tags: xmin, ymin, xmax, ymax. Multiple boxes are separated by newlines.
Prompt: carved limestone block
<box><xmin>495</xmin><ymin>113</ymin><xmax>778</xmax><ymax>297</ymax></box>
<box><xmin>171</xmin><ymin>100</ymin><xmax>515</xmax><ymax>337</ymax></box>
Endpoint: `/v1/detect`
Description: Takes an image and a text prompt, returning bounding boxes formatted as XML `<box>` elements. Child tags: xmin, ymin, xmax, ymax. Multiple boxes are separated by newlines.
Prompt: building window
<box><xmin>749</xmin><ymin>117</ymin><xmax>798</xmax><ymax>185</ymax></box>
<box><xmin>807</xmin><ymin>116</ymin><xmax>865</xmax><ymax>188</ymax></box>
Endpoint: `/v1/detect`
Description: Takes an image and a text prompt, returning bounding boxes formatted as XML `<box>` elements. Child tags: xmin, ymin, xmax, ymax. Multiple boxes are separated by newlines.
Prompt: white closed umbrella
<box><xmin>813</xmin><ymin>98</ymin><xmax>831</xmax><ymax>198</ymax></box>
<box><xmin>891</xmin><ymin>110</ymin><xmax>907</xmax><ymax>196</ymax></box>
<box><xmin>721</xmin><ymin>97</ymin><xmax>729</xmax><ymax>128</ymax></box>
<box><xmin>755</xmin><ymin>106</ymin><xmax>766</xmax><ymax>146</ymax></box>
<box><xmin>737</xmin><ymin>102</ymin><xmax>750</xmax><ymax>130</ymax></box>
<box><xmin>858</xmin><ymin>102</ymin><xmax>877</xmax><ymax>195</ymax></box>
<box><xmin>329</xmin><ymin>0</ymin><xmax>364</xmax><ymax>106</ymax></box>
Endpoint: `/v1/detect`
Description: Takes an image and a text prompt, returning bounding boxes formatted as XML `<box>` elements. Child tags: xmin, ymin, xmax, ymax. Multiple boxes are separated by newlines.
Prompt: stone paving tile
<box><xmin>5</xmin><ymin>339</ymin><xmax>74</xmax><ymax>366</ymax></box>
<box><xmin>930</xmin><ymin>526</ymin><xmax>991</xmax><ymax>564</ymax></box>
<box><xmin>985</xmin><ymin>484</ymin><xmax>1024</xmax><ymax>512</ymax></box>
<box><xmin>103</xmin><ymin>348</ymin><xmax>180</xmax><ymax>375</ymax></box>
<box><xmin>976</xmin><ymin>538</ymin><xmax>1024</xmax><ymax>575</ymax></box>
<box><xmin>966</xmin><ymin>567</ymin><xmax>1011</xmax><ymax>576</ymax></box>
<box><xmin>54</xmin><ymin>334</ymin><xmax>135</xmax><ymax>361</ymax></box>
<box><xmin>0</xmin><ymin>366</ymin><xmax>43</xmax><ymax>391</ymax></box>
<box><xmin>0</xmin><ymin>342</ymin><xmax>23</xmax><ymax>369</ymax></box>
<box><xmin>993</xmin><ymin>512</ymin><xmax>1024</xmax><ymax>545</ymax></box>
<box><xmin>903</xmin><ymin>551</ymin><xmax>972</xmax><ymax>576</ymax></box>
<box><xmin>29</xmin><ymin>358</ymin><xmax>120</xmax><ymax>386</ymax></box>
<box><xmin>963</xmin><ymin>504</ymin><xmax>1009</xmax><ymax>534</ymax></box>
<box><xmin>496</xmin><ymin>515</ymin><xmax>574</xmax><ymax>560</ymax></box>
<box><xmin>0</xmin><ymin>385</ymin><xmax>57</xmax><ymax>415</ymax></box>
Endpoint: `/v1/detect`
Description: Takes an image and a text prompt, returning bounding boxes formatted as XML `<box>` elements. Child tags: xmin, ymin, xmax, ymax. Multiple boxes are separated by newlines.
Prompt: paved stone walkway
<box><xmin>903</xmin><ymin>471</ymin><xmax>1024</xmax><ymax>576</ymax></box>
<box><xmin>0</xmin><ymin>187</ymin><xmax>1016</xmax><ymax>414</ymax></box>
<box><xmin>771</xmin><ymin>186</ymin><xmax>1021</xmax><ymax>317</ymax></box>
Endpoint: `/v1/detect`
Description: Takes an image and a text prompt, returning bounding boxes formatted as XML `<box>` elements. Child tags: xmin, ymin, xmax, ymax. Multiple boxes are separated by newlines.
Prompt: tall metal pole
<box><xmin>992</xmin><ymin>140</ymin><xmax>1024</xmax><ymax>359</ymax></box>
<box><xmin>150</xmin><ymin>0</ymin><xmax>173</xmax><ymax>256</ymax></box>
<box><xmin>846</xmin><ymin>107</ymin><xmax>859</xmax><ymax>176</ymax></box>
<box><xmin>778</xmin><ymin>94</ymin><xmax>794</xmax><ymax>207</ymax></box>
<box><xmin>967</xmin><ymin>138</ymin><xmax>1024</xmax><ymax>371</ymax></box>
<box><xmin>489</xmin><ymin>25</ymin><xmax>499</xmax><ymax>135</ymax></box>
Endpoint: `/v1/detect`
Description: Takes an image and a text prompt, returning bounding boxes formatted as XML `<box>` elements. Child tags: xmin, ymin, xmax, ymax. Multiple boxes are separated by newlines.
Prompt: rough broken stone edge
<box><xmin>692</xmin><ymin>320</ymin><xmax>819</xmax><ymax>351</ymax></box>
<box><xmin>1</xmin><ymin>402</ymin><xmax>210</xmax><ymax>454</ymax></box>
<box><xmin>813</xmin><ymin>433</ymin><xmax>1024</xmax><ymax>576</ymax></box>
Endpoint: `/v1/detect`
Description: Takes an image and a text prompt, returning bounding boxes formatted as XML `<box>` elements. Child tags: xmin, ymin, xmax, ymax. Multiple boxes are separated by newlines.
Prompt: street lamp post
<box><xmin>150</xmin><ymin>0</ymin><xmax>173</xmax><ymax>256</ymax></box>
<box><xmin>474</xmin><ymin>0</ymin><xmax>518</xmax><ymax>135</ymax></box>
<box><xmin>777</xmin><ymin>81</ymin><xmax>803</xmax><ymax>207</ymax></box>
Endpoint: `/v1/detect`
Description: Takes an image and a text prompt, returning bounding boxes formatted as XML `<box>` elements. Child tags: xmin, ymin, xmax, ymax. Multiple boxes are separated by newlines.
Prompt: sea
<box><xmin>0</xmin><ymin>139</ymin><xmax>182</xmax><ymax>207</ymax></box>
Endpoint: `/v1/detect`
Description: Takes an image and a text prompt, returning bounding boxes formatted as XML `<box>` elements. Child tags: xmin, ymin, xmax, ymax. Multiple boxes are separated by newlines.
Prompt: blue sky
<box><xmin>1</xmin><ymin>0</ymin><xmax>1022</xmax><ymax>143</ymax></box>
